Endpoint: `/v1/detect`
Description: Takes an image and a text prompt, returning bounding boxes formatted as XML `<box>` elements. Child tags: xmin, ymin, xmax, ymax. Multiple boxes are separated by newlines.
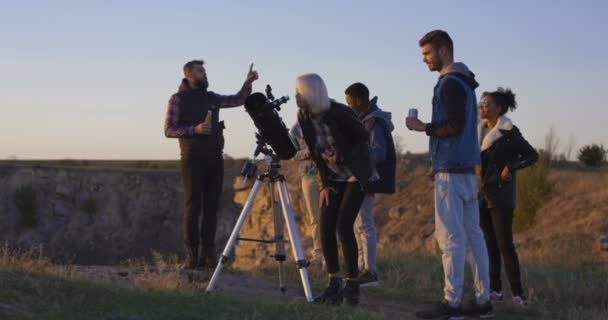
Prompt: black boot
<box><xmin>182</xmin><ymin>245</ymin><xmax>198</xmax><ymax>270</ymax></box>
<box><xmin>342</xmin><ymin>279</ymin><xmax>360</xmax><ymax>306</ymax></box>
<box><xmin>313</xmin><ymin>276</ymin><xmax>343</xmax><ymax>305</ymax></box>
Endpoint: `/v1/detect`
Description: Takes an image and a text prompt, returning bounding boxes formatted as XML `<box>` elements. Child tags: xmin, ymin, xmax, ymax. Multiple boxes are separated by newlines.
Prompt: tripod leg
<box><xmin>206</xmin><ymin>178</ymin><xmax>264</xmax><ymax>293</ymax></box>
<box><xmin>276</xmin><ymin>180</ymin><xmax>314</xmax><ymax>302</ymax></box>
<box><xmin>269</xmin><ymin>181</ymin><xmax>287</xmax><ymax>293</ymax></box>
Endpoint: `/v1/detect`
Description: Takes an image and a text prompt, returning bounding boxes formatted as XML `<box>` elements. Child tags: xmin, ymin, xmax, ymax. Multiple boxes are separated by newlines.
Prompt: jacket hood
<box><xmin>443</xmin><ymin>62</ymin><xmax>479</xmax><ymax>90</ymax></box>
<box><xmin>362</xmin><ymin>96</ymin><xmax>394</xmax><ymax>132</ymax></box>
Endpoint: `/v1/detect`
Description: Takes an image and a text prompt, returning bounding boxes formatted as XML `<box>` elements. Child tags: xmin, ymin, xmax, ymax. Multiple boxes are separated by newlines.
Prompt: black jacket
<box><xmin>298</xmin><ymin>101</ymin><xmax>374</xmax><ymax>191</ymax></box>
<box><xmin>479</xmin><ymin>125</ymin><xmax>538</xmax><ymax>208</ymax></box>
<box><xmin>175</xmin><ymin>83</ymin><xmax>225</xmax><ymax>155</ymax></box>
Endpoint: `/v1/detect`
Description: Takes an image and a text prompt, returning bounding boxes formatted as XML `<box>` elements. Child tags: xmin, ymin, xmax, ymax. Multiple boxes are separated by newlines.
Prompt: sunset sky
<box><xmin>1</xmin><ymin>0</ymin><xmax>606</xmax><ymax>159</ymax></box>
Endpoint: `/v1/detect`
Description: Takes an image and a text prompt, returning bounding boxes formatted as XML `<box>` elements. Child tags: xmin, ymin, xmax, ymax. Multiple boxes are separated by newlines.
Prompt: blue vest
<box><xmin>429</xmin><ymin>75</ymin><xmax>480</xmax><ymax>173</ymax></box>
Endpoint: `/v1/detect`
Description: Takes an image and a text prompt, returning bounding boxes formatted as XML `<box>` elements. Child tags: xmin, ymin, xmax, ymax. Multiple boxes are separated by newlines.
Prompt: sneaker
<box><xmin>358</xmin><ymin>270</ymin><xmax>379</xmax><ymax>287</ymax></box>
<box><xmin>415</xmin><ymin>300</ymin><xmax>464</xmax><ymax>320</ymax></box>
<box><xmin>489</xmin><ymin>291</ymin><xmax>503</xmax><ymax>302</ymax></box>
<box><xmin>462</xmin><ymin>298</ymin><xmax>495</xmax><ymax>319</ymax></box>
<box><xmin>513</xmin><ymin>295</ymin><xmax>529</xmax><ymax>306</ymax></box>
<box><xmin>313</xmin><ymin>276</ymin><xmax>343</xmax><ymax>305</ymax></box>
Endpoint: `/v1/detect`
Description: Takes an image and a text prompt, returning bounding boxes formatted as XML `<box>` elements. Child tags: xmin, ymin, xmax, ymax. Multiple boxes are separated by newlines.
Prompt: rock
<box><xmin>388</xmin><ymin>206</ymin><xmax>407</xmax><ymax>220</ymax></box>
<box><xmin>420</xmin><ymin>223</ymin><xmax>435</xmax><ymax>238</ymax></box>
<box><xmin>55</xmin><ymin>170</ymin><xmax>71</xmax><ymax>197</ymax></box>
<box><xmin>53</xmin><ymin>200</ymin><xmax>73</xmax><ymax>218</ymax></box>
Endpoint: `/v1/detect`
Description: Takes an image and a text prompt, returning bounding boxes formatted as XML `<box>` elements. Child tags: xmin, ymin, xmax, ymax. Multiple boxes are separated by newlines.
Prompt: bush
<box><xmin>514</xmin><ymin>153</ymin><xmax>553</xmax><ymax>233</ymax></box>
<box><xmin>577</xmin><ymin>144</ymin><xmax>606</xmax><ymax>167</ymax></box>
<box><xmin>15</xmin><ymin>185</ymin><xmax>37</xmax><ymax>228</ymax></box>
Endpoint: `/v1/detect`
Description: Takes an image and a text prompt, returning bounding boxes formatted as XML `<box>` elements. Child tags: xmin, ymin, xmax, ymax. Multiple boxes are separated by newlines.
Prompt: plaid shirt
<box><xmin>164</xmin><ymin>82</ymin><xmax>252</xmax><ymax>138</ymax></box>
<box><xmin>310</xmin><ymin>115</ymin><xmax>354</xmax><ymax>182</ymax></box>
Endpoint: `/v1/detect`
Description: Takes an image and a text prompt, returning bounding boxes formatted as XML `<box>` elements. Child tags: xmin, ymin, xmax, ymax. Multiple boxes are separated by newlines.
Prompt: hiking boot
<box><xmin>415</xmin><ymin>300</ymin><xmax>464</xmax><ymax>320</ymax></box>
<box><xmin>313</xmin><ymin>276</ymin><xmax>343</xmax><ymax>305</ymax></box>
<box><xmin>358</xmin><ymin>269</ymin><xmax>379</xmax><ymax>287</ymax></box>
<box><xmin>489</xmin><ymin>291</ymin><xmax>503</xmax><ymax>302</ymax></box>
<box><xmin>341</xmin><ymin>279</ymin><xmax>360</xmax><ymax>306</ymax></box>
<box><xmin>462</xmin><ymin>298</ymin><xmax>495</xmax><ymax>319</ymax></box>
<box><xmin>513</xmin><ymin>294</ymin><xmax>529</xmax><ymax>306</ymax></box>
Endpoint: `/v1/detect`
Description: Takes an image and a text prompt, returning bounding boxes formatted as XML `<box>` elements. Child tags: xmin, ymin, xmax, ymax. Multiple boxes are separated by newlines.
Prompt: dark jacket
<box><xmin>169</xmin><ymin>78</ymin><xmax>251</xmax><ymax>155</ymax></box>
<box><xmin>175</xmin><ymin>85</ymin><xmax>225</xmax><ymax>155</ymax></box>
<box><xmin>359</xmin><ymin>98</ymin><xmax>396</xmax><ymax>194</ymax></box>
<box><xmin>479</xmin><ymin>120</ymin><xmax>538</xmax><ymax>209</ymax></box>
<box><xmin>298</xmin><ymin>101</ymin><xmax>374</xmax><ymax>191</ymax></box>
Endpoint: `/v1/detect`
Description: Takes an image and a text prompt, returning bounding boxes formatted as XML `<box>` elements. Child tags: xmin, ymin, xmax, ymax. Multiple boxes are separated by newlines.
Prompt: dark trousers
<box><xmin>479</xmin><ymin>207</ymin><xmax>524</xmax><ymax>295</ymax></box>
<box><xmin>321</xmin><ymin>181</ymin><xmax>365</xmax><ymax>279</ymax></box>
<box><xmin>180</xmin><ymin>152</ymin><xmax>224</xmax><ymax>251</ymax></box>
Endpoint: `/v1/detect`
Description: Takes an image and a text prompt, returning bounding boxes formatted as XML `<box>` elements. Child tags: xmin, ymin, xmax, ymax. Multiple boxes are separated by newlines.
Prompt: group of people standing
<box><xmin>164</xmin><ymin>29</ymin><xmax>538</xmax><ymax>319</ymax></box>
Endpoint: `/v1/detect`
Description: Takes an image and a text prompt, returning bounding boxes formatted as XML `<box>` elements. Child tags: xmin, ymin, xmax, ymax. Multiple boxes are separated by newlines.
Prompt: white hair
<box><xmin>296</xmin><ymin>73</ymin><xmax>331</xmax><ymax>114</ymax></box>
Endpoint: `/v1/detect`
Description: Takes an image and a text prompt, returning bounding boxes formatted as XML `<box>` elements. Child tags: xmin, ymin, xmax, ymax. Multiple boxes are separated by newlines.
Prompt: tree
<box><xmin>577</xmin><ymin>144</ymin><xmax>606</xmax><ymax>167</ymax></box>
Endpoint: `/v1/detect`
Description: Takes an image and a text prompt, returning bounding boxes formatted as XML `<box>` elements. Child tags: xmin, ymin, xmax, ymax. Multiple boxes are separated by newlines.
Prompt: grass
<box><xmin>2</xmin><ymin>241</ymin><xmax>607</xmax><ymax>319</ymax></box>
<box><xmin>250</xmin><ymin>249</ymin><xmax>608</xmax><ymax>320</ymax></box>
<box><xmin>0</xmin><ymin>245</ymin><xmax>378</xmax><ymax>320</ymax></box>
<box><xmin>369</xmin><ymin>252</ymin><xmax>607</xmax><ymax>320</ymax></box>
<box><xmin>0</xmin><ymin>271</ymin><xmax>378</xmax><ymax>320</ymax></box>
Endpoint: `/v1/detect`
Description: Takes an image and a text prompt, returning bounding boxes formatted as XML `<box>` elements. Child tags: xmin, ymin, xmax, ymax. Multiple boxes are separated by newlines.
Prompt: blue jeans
<box><xmin>355</xmin><ymin>194</ymin><xmax>377</xmax><ymax>272</ymax></box>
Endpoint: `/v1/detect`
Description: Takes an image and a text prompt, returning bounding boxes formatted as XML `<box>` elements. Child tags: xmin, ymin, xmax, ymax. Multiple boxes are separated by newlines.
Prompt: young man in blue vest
<box><xmin>345</xmin><ymin>83</ymin><xmax>396</xmax><ymax>287</ymax></box>
<box><xmin>406</xmin><ymin>30</ymin><xmax>493</xmax><ymax>319</ymax></box>
<box><xmin>164</xmin><ymin>60</ymin><xmax>258</xmax><ymax>270</ymax></box>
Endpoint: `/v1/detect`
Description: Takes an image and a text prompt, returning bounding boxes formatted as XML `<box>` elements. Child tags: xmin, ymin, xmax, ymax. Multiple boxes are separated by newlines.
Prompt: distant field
<box><xmin>0</xmin><ymin>159</ymin><xmax>249</xmax><ymax>171</ymax></box>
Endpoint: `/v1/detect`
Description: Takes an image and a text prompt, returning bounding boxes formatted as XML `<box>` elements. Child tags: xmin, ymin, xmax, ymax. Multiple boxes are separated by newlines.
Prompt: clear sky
<box><xmin>1</xmin><ymin>0</ymin><xmax>606</xmax><ymax>160</ymax></box>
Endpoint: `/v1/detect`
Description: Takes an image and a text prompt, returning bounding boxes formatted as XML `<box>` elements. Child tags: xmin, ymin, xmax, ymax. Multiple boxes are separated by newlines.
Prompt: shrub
<box><xmin>577</xmin><ymin>144</ymin><xmax>606</xmax><ymax>167</ymax></box>
<box><xmin>514</xmin><ymin>153</ymin><xmax>553</xmax><ymax>233</ymax></box>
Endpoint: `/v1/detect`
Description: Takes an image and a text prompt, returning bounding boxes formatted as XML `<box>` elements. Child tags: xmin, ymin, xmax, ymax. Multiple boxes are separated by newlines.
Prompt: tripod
<box><xmin>205</xmin><ymin>139</ymin><xmax>314</xmax><ymax>302</ymax></box>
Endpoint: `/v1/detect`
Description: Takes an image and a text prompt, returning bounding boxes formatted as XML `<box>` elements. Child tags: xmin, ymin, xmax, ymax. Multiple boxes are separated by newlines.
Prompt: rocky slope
<box><xmin>1</xmin><ymin>158</ymin><xmax>606</xmax><ymax>267</ymax></box>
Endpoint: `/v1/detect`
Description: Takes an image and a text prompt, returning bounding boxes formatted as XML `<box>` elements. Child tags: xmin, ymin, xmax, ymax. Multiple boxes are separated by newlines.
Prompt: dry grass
<box><xmin>516</xmin><ymin>169</ymin><xmax>608</xmax><ymax>266</ymax></box>
<box><xmin>0</xmin><ymin>244</ymin><xmax>195</xmax><ymax>292</ymax></box>
<box><xmin>122</xmin><ymin>251</ymin><xmax>194</xmax><ymax>291</ymax></box>
<box><xmin>0</xmin><ymin>243</ymin><xmax>53</xmax><ymax>273</ymax></box>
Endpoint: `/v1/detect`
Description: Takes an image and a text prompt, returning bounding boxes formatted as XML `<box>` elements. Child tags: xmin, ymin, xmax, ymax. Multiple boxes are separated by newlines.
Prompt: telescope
<box><xmin>244</xmin><ymin>85</ymin><xmax>297</xmax><ymax>160</ymax></box>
